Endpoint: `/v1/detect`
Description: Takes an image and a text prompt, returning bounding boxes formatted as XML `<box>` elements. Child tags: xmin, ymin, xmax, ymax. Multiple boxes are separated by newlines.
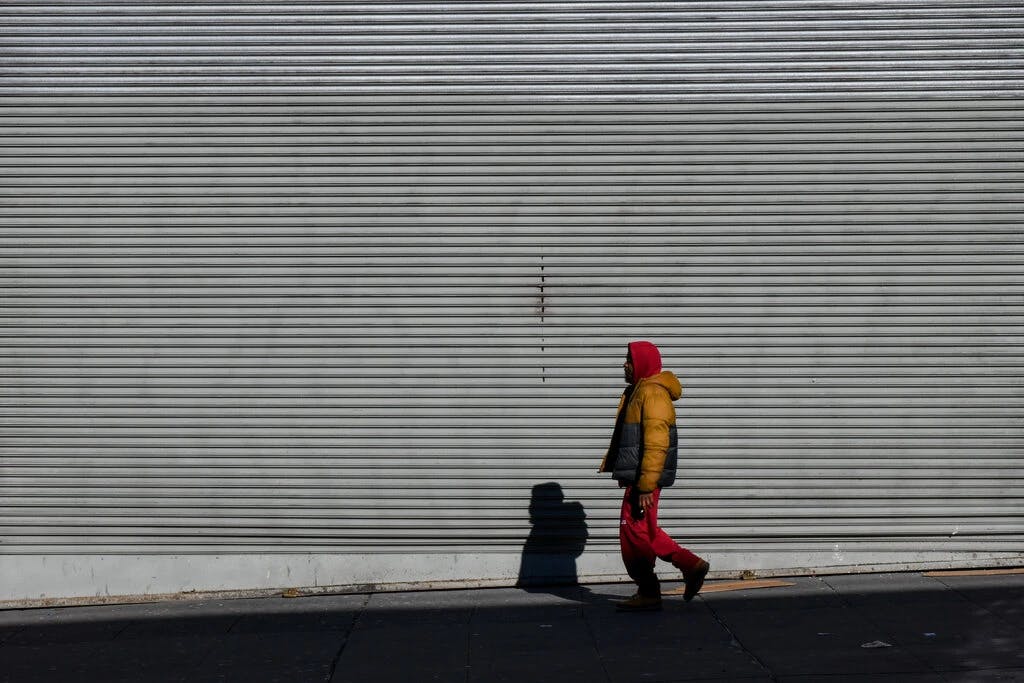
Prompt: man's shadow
<box><xmin>516</xmin><ymin>482</ymin><xmax>589</xmax><ymax>589</ymax></box>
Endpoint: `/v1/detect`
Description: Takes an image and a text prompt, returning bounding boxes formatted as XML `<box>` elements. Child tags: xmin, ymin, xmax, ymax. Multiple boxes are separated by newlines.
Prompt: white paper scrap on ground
<box><xmin>861</xmin><ymin>640</ymin><xmax>893</xmax><ymax>649</ymax></box>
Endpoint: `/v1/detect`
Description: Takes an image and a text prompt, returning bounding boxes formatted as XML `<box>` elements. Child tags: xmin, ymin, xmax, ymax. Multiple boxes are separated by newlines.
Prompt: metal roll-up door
<box><xmin>1</xmin><ymin>2</ymin><xmax>1022</xmax><ymax>602</ymax></box>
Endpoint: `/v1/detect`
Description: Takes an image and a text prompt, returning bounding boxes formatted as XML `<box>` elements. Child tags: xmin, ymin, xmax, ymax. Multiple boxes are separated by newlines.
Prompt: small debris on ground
<box><xmin>861</xmin><ymin>640</ymin><xmax>893</xmax><ymax>649</ymax></box>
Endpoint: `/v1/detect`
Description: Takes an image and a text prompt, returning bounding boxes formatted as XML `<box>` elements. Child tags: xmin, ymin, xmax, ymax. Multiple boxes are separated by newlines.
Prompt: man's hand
<box><xmin>638</xmin><ymin>491</ymin><xmax>655</xmax><ymax>511</ymax></box>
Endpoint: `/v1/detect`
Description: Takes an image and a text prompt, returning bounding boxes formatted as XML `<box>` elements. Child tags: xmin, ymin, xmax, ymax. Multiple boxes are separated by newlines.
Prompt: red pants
<box><xmin>619</xmin><ymin>486</ymin><xmax>703</xmax><ymax>597</ymax></box>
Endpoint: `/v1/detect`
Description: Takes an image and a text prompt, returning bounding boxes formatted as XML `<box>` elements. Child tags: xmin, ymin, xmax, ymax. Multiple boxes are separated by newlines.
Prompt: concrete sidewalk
<box><xmin>1</xmin><ymin>571</ymin><xmax>1022</xmax><ymax>682</ymax></box>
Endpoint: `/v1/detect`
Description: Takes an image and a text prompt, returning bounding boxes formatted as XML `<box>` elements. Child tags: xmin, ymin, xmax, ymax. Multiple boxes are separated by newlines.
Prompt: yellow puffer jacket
<box><xmin>599</xmin><ymin>371</ymin><xmax>682</xmax><ymax>492</ymax></box>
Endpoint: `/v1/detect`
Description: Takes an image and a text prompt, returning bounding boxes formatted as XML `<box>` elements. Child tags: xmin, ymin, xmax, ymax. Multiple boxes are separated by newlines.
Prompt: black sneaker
<box><xmin>683</xmin><ymin>560</ymin><xmax>710</xmax><ymax>602</ymax></box>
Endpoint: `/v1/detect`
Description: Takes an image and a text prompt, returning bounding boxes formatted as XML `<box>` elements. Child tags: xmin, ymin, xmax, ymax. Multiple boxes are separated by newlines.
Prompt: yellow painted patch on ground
<box><xmin>923</xmin><ymin>567</ymin><xmax>1024</xmax><ymax>578</ymax></box>
<box><xmin>663</xmin><ymin>579</ymin><xmax>795</xmax><ymax>596</ymax></box>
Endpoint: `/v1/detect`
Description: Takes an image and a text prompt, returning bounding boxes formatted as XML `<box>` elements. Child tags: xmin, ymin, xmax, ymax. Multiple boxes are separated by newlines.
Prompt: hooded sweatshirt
<box><xmin>599</xmin><ymin>341</ymin><xmax>683</xmax><ymax>491</ymax></box>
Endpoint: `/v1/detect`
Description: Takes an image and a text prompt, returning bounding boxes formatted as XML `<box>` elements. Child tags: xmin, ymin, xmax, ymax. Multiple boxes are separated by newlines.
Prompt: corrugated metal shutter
<box><xmin>2</xmin><ymin>2</ymin><xmax>1022</xmax><ymax>600</ymax></box>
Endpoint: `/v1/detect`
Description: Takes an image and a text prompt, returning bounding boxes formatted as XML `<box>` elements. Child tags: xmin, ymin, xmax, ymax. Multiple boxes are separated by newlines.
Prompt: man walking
<box><xmin>599</xmin><ymin>340</ymin><xmax>710</xmax><ymax>611</ymax></box>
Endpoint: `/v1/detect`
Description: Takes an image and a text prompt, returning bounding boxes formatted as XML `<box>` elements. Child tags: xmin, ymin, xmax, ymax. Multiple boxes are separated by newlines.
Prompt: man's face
<box><xmin>623</xmin><ymin>353</ymin><xmax>634</xmax><ymax>384</ymax></box>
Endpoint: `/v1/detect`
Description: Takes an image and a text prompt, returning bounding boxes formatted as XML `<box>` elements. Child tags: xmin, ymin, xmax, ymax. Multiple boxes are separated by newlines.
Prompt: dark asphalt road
<box><xmin>2</xmin><ymin>571</ymin><xmax>1022</xmax><ymax>682</ymax></box>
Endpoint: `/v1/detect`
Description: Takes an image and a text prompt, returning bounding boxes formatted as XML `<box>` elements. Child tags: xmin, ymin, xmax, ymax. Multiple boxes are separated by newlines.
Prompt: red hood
<box><xmin>628</xmin><ymin>340</ymin><xmax>662</xmax><ymax>381</ymax></box>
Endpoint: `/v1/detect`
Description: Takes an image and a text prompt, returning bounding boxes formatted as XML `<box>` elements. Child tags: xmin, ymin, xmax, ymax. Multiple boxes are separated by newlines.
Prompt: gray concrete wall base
<box><xmin>3</xmin><ymin>550</ymin><xmax>1021</xmax><ymax>608</ymax></box>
